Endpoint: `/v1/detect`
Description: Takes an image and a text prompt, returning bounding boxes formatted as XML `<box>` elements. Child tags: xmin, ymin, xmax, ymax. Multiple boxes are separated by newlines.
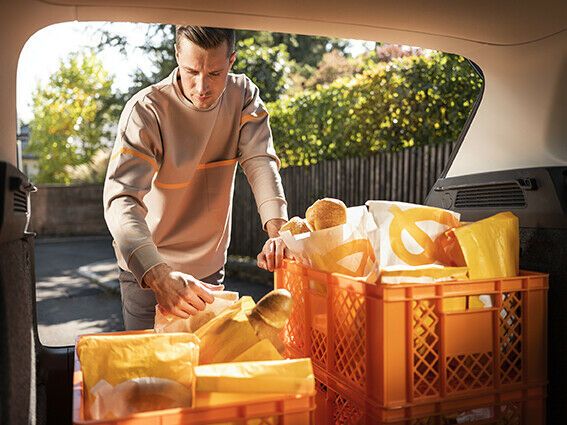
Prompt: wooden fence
<box><xmin>229</xmin><ymin>141</ymin><xmax>456</xmax><ymax>257</ymax></box>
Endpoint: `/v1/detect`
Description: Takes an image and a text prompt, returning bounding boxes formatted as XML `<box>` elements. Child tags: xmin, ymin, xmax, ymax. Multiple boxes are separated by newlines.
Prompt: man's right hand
<box><xmin>142</xmin><ymin>263</ymin><xmax>224</xmax><ymax>318</ymax></box>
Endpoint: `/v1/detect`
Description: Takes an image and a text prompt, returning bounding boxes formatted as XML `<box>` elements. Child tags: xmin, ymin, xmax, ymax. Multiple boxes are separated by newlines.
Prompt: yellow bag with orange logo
<box><xmin>280</xmin><ymin>205</ymin><xmax>379</xmax><ymax>283</ymax></box>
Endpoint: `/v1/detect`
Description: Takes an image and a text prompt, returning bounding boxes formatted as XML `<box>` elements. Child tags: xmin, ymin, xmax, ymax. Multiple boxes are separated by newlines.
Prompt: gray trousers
<box><xmin>119</xmin><ymin>268</ymin><xmax>225</xmax><ymax>330</ymax></box>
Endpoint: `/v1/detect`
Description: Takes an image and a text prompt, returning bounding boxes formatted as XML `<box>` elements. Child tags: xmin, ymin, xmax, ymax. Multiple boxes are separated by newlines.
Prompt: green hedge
<box><xmin>267</xmin><ymin>52</ymin><xmax>483</xmax><ymax>167</ymax></box>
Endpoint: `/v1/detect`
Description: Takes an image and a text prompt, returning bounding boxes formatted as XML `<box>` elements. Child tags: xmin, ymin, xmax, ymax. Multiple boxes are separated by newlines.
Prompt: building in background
<box><xmin>17</xmin><ymin>122</ymin><xmax>39</xmax><ymax>179</ymax></box>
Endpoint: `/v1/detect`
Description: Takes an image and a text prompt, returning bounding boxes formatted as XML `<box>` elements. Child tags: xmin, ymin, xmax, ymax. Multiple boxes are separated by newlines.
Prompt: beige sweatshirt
<box><xmin>103</xmin><ymin>68</ymin><xmax>288</xmax><ymax>285</ymax></box>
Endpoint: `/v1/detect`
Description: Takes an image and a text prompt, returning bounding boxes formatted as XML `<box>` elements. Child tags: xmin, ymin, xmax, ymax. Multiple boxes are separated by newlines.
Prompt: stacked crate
<box><xmin>276</xmin><ymin>260</ymin><xmax>548</xmax><ymax>425</ymax></box>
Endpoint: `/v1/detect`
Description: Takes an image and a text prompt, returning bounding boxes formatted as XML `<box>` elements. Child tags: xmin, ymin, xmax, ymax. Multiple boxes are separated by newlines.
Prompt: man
<box><xmin>104</xmin><ymin>26</ymin><xmax>288</xmax><ymax>330</ymax></box>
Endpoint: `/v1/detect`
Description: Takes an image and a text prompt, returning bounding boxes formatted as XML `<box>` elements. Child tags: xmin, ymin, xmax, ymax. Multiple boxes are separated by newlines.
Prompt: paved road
<box><xmin>35</xmin><ymin>237</ymin><xmax>271</xmax><ymax>347</ymax></box>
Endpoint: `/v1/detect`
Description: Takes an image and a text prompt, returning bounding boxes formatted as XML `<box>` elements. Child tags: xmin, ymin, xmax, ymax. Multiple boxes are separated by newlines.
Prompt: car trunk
<box><xmin>1</xmin><ymin>161</ymin><xmax>565</xmax><ymax>424</ymax></box>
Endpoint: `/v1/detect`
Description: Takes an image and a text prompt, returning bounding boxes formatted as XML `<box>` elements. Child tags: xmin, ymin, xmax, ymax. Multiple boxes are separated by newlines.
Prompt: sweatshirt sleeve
<box><xmin>103</xmin><ymin>100</ymin><xmax>165</xmax><ymax>285</ymax></box>
<box><xmin>237</xmin><ymin>79</ymin><xmax>288</xmax><ymax>229</ymax></box>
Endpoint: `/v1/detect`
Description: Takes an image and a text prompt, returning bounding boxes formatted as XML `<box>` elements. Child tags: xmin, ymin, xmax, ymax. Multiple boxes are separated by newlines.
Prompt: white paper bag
<box><xmin>280</xmin><ymin>206</ymin><xmax>379</xmax><ymax>283</ymax></box>
<box><xmin>366</xmin><ymin>201</ymin><xmax>460</xmax><ymax>269</ymax></box>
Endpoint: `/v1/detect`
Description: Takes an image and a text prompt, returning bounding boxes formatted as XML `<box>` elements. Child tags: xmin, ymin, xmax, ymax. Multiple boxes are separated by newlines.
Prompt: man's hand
<box><xmin>257</xmin><ymin>237</ymin><xmax>289</xmax><ymax>272</ymax></box>
<box><xmin>143</xmin><ymin>263</ymin><xmax>224</xmax><ymax>318</ymax></box>
<box><xmin>257</xmin><ymin>218</ymin><xmax>289</xmax><ymax>272</ymax></box>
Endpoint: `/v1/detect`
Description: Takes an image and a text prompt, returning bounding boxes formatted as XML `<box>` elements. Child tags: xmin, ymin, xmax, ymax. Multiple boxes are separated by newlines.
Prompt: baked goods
<box><xmin>305</xmin><ymin>198</ymin><xmax>347</xmax><ymax>230</ymax></box>
<box><xmin>280</xmin><ymin>216</ymin><xmax>312</xmax><ymax>235</ymax></box>
<box><xmin>279</xmin><ymin>198</ymin><xmax>347</xmax><ymax>235</ymax></box>
<box><xmin>248</xmin><ymin>288</ymin><xmax>292</xmax><ymax>329</ymax></box>
<box><xmin>247</xmin><ymin>289</ymin><xmax>293</xmax><ymax>353</ymax></box>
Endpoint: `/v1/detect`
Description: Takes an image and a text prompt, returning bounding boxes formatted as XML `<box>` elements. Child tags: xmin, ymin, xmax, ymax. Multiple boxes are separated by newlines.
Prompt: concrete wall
<box><xmin>30</xmin><ymin>185</ymin><xmax>109</xmax><ymax>237</ymax></box>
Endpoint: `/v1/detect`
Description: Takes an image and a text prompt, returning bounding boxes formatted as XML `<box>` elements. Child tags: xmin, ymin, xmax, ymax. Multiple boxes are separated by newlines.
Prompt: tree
<box><xmin>27</xmin><ymin>50</ymin><xmax>120</xmax><ymax>184</ymax></box>
<box><xmin>302</xmin><ymin>50</ymin><xmax>362</xmax><ymax>90</ymax></box>
<box><xmin>96</xmin><ymin>24</ymin><xmax>351</xmax><ymax>101</ymax></box>
<box><xmin>109</xmin><ymin>25</ymin><xmax>177</xmax><ymax>99</ymax></box>
<box><xmin>237</xmin><ymin>31</ymin><xmax>350</xmax><ymax>67</ymax></box>
<box><xmin>232</xmin><ymin>37</ymin><xmax>292</xmax><ymax>102</ymax></box>
<box><xmin>268</xmin><ymin>53</ymin><xmax>483</xmax><ymax>167</ymax></box>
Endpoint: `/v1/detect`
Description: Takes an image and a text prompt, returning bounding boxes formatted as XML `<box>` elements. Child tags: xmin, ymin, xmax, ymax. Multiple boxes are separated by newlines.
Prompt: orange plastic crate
<box><xmin>314</xmin><ymin>367</ymin><xmax>546</xmax><ymax>424</ymax></box>
<box><xmin>275</xmin><ymin>260</ymin><xmax>548</xmax><ymax>411</ymax></box>
<box><xmin>72</xmin><ymin>334</ymin><xmax>316</xmax><ymax>425</ymax></box>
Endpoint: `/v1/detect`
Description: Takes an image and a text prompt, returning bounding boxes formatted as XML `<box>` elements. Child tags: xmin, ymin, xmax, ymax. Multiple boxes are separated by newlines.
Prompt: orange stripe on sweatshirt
<box><xmin>240</xmin><ymin>111</ymin><xmax>268</xmax><ymax>128</ymax></box>
<box><xmin>110</xmin><ymin>146</ymin><xmax>159</xmax><ymax>172</ymax></box>
<box><xmin>197</xmin><ymin>158</ymin><xmax>238</xmax><ymax>170</ymax></box>
<box><xmin>154</xmin><ymin>158</ymin><xmax>237</xmax><ymax>189</ymax></box>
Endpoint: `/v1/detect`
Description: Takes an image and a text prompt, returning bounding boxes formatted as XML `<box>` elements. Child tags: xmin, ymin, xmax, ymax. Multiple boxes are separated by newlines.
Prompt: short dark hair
<box><xmin>175</xmin><ymin>25</ymin><xmax>235</xmax><ymax>56</ymax></box>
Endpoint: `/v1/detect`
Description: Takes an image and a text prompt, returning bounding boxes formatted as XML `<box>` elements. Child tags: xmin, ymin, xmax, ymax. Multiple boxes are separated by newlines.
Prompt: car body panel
<box><xmin>0</xmin><ymin>1</ymin><xmax>566</xmax><ymax>424</ymax></box>
<box><xmin>1</xmin><ymin>0</ymin><xmax>566</xmax><ymax>176</ymax></box>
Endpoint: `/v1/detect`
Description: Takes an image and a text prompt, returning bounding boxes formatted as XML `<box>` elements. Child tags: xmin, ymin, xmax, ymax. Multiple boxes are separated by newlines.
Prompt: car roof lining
<box><xmin>37</xmin><ymin>0</ymin><xmax>567</xmax><ymax>46</ymax></box>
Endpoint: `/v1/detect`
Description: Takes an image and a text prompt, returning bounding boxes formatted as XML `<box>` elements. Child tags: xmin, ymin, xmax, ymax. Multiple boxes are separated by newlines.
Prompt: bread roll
<box><xmin>305</xmin><ymin>198</ymin><xmax>347</xmax><ymax>230</ymax></box>
<box><xmin>247</xmin><ymin>289</ymin><xmax>293</xmax><ymax>353</ymax></box>
<box><xmin>280</xmin><ymin>216</ymin><xmax>312</xmax><ymax>235</ymax></box>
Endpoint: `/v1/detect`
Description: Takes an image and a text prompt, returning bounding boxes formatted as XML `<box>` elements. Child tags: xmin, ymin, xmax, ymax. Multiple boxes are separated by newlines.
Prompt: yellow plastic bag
<box><xmin>452</xmin><ymin>212</ymin><xmax>519</xmax><ymax>279</ymax></box>
<box><xmin>193</xmin><ymin>358</ymin><xmax>313</xmax><ymax>425</ymax></box>
<box><xmin>233</xmin><ymin>339</ymin><xmax>283</xmax><ymax>362</ymax></box>
<box><xmin>435</xmin><ymin>226</ymin><xmax>466</xmax><ymax>267</ymax></box>
<box><xmin>194</xmin><ymin>358</ymin><xmax>314</xmax><ymax>394</ymax></box>
<box><xmin>76</xmin><ymin>332</ymin><xmax>199</xmax><ymax>419</ymax></box>
<box><xmin>195</xmin><ymin>297</ymin><xmax>282</xmax><ymax>364</ymax></box>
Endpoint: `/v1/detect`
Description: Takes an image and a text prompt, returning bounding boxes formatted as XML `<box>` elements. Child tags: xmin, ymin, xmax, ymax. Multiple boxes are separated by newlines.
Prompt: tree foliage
<box><xmin>27</xmin><ymin>51</ymin><xmax>120</xmax><ymax>184</ymax></box>
<box><xmin>232</xmin><ymin>38</ymin><xmax>292</xmax><ymax>102</ymax></box>
<box><xmin>96</xmin><ymin>25</ymin><xmax>348</xmax><ymax>102</ymax></box>
<box><xmin>122</xmin><ymin>25</ymin><xmax>177</xmax><ymax>99</ymax></box>
<box><xmin>301</xmin><ymin>50</ymin><xmax>362</xmax><ymax>90</ymax></box>
<box><xmin>237</xmin><ymin>31</ymin><xmax>349</xmax><ymax>67</ymax></box>
<box><xmin>268</xmin><ymin>53</ymin><xmax>483</xmax><ymax>167</ymax></box>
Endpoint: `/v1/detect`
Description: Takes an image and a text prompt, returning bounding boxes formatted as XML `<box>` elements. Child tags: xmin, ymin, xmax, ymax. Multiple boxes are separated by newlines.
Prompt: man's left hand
<box><xmin>258</xmin><ymin>218</ymin><xmax>289</xmax><ymax>272</ymax></box>
<box><xmin>257</xmin><ymin>236</ymin><xmax>288</xmax><ymax>272</ymax></box>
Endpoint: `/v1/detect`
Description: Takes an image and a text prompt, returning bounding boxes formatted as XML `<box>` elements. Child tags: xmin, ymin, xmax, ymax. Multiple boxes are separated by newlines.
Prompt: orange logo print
<box><xmin>388</xmin><ymin>205</ymin><xmax>459</xmax><ymax>266</ymax></box>
<box><xmin>312</xmin><ymin>239</ymin><xmax>376</xmax><ymax>277</ymax></box>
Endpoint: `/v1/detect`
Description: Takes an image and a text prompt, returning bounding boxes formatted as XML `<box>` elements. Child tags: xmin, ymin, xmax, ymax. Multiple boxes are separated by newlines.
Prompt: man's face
<box><xmin>175</xmin><ymin>38</ymin><xmax>236</xmax><ymax>109</ymax></box>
